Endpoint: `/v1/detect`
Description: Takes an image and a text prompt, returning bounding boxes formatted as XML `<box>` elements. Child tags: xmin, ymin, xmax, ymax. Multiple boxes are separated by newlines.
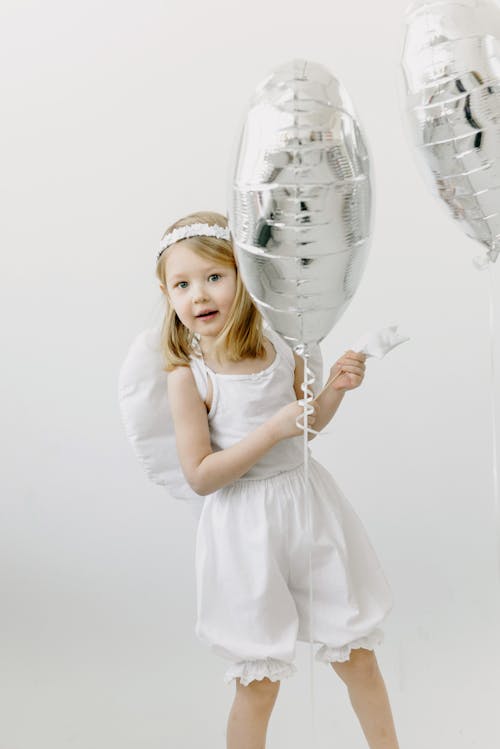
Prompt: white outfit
<box><xmin>189</xmin><ymin>327</ymin><xmax>394</xmax><ymax>687</ymax></box>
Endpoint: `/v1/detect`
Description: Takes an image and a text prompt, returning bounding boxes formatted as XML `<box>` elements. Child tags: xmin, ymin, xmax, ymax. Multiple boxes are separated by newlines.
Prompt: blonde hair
<box><xmin>156</xmin><ymin>210</ymin><xmax>266</xmax><ymax>372</ymax></box>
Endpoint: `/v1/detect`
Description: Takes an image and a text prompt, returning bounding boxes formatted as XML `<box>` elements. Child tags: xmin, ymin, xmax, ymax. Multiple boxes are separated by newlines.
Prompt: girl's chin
<box><xmin>193</xmin><ymin>316</ymin><xmax>224</xmax><ymax>335</ymax></box>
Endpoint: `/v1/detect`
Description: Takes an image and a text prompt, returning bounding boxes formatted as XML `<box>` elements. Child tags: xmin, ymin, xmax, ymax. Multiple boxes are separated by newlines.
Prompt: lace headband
<box><xmin>156</xmin><ymin>223</ymin><xmax>231</xmax><ymax>262</ymax></box>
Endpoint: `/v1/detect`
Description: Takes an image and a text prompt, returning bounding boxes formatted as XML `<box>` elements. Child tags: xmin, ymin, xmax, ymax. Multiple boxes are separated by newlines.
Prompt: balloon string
<box><xmin>296</xmin><ymin>352</ymin><xmax>319</xmax><ymax>749</ymax></box>
<box><xmin>487</xmin><ymin>264</ymin><xmax>500</xmax><ymax>586</ymax></box>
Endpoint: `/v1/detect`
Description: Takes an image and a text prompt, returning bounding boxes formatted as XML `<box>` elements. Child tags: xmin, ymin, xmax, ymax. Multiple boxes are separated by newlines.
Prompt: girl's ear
<box><xmin>159</xmin><ymin>283</ymin><xmax>167</xmax><ymax>296</ymax></box>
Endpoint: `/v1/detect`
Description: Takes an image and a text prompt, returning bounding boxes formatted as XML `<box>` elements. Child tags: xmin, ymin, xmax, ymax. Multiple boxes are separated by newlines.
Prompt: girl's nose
<box><xmin>192</xmin><ymin>284</ymin><xmax>209</xmax><ymax>302</ymax></box>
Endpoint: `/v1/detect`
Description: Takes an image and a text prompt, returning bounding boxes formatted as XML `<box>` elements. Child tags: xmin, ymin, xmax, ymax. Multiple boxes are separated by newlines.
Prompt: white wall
<box><xmin>2</xmin><ymin>0</ymin><xmax>500</xmax><ymax>747</ymax></box>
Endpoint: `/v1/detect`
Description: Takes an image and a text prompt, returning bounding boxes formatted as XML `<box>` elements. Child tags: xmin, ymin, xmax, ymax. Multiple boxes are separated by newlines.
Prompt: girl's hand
<box><xmin>328</xmin><ymin>350</ymin><xmax>367</xmax><ymax>392</ymax></box>
<box><xmin>269</xmin><ymin>401</ymin><xmax>316</xmax><ymax>442</ymax></box>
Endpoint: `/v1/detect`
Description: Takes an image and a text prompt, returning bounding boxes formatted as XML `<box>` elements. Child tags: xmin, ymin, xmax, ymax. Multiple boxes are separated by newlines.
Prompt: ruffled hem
<box><xmin>223</xmin><ymin>657</ymin><xmax>297</xmax><ymax>686</ymax></box>
<box><xmin>315</xmin><ymin>627</ymin><xmax>385</xmax><ymax>664</ymax></box>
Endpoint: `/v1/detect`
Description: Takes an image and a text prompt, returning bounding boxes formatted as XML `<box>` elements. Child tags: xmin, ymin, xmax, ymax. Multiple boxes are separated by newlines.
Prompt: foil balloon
<box><xmin>401</xmin><ymin>0</ymin><xmax>500</xmax><ymax>267</ymax></box>
<box><xmin>228</xmin><ymin>59</ymin><xmax>373</xmax><ymax>349</ymax></box>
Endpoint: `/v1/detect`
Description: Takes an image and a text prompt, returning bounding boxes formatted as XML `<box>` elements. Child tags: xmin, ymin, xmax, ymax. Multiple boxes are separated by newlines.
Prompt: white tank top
<box><xmin>188</xmin><ymin>327</ymin><xmax>308</xmax><ymax>479</ymax></box>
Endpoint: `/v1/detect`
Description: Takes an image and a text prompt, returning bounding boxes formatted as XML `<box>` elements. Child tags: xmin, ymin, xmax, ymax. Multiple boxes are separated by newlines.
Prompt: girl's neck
<box><xmin>198</xmin><ymin>336</ymin><xmax>233</xmax><ymax>368</ymax></box>
<box><xmin>198</xmin><ymin>335</ymin><xmax>218</xmax><ymax>360</ymax></box>
<box><xmin>196</xmin><ymin>335</ymin><xmax>275</xmax><ymax>376</ymax></box>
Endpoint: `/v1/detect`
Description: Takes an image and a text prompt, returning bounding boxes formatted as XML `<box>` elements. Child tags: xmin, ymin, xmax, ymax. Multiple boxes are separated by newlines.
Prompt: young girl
<box><xmin>156</xmin><ymin>210</ymin><xmax>400</xmax><ymax>749</ymax></box>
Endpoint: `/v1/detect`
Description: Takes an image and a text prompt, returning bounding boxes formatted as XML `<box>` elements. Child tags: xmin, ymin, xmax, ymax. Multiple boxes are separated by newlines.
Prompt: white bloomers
<box><xmin>194</xmin><ymin>457</ymin><xmax>394</xmax><ymax>687</ymax></box>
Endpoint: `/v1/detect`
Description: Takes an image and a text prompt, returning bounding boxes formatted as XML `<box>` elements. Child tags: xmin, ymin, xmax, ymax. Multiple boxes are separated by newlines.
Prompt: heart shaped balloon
<box><xmin>401</xmin><ymin>0</ymin><xmax>500</xmax><ymax>267</ymax></box>
<box><xmin>228</xmin><ymin>59</ymin><xmax>373</xmax><ymax>349</ymax></box>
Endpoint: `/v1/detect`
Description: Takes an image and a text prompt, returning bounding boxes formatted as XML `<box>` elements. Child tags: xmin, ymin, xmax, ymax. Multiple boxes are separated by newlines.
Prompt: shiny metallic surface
<box><xmin>228</xmin><ymin>59</ymin><xmax>373</xmax><ymax>348</ymax></box>
<box><xmin>401</xmin><ymin>0</ymin><xmax>500</xmax><ymax>264</ymax></box>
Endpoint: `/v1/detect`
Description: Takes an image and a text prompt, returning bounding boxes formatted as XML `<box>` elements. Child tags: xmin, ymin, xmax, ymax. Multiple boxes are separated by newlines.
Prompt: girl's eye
<box><xmin>209</xmin><ymin>273</ymin><xmax>221</xmax><ymax>282</ymax></box>
<box><xmin>177</xmin><ymin>281</ymin><xmax>188</xmax><ymax>289</ymax></box>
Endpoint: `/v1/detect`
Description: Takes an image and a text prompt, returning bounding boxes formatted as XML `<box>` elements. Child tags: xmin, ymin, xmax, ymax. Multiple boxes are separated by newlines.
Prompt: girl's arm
<box><xmin>292</xmin><ymin>350</ymin><xmax>366</xmax><ymax>440</ymax></box>
<box><xmin>167</xmin><ymin>366</ymin><xmax>290</xmax><ymax>496</ymax></box>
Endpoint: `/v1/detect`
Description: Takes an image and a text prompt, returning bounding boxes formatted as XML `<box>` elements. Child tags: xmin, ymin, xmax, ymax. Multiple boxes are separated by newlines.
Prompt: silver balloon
<box><xmin>401</xmin><ymin>0</ymin><xmax>500</xmax><ymax>266</ymax></box>
<box><xmin>228</xmin><ymin>59</ymin><xmax>373</xmax><ymax>348</ymax></box>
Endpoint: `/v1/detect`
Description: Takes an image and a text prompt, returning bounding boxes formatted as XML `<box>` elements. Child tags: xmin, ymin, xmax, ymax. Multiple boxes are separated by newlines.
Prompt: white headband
<box><xmin>157</xmin><ymin>222</ymin><xmax>231</xmax><ymax>262</ymax></box>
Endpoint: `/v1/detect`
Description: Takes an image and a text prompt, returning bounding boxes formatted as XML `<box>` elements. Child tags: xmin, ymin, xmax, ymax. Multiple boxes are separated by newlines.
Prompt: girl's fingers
<box><xmin>342</xmin><ymin>358</ymin><xmax>365</xmax><ymax>367</ymax></box>
<box><xmin>337</xmin><ymin>355</ymin><xmax>365</xmax><ymax>367</ymax></box>
<box><xmin>343</xmin><ymin>355</ymin><xmax>366</xmax><ymax>364</ymax></box>
<box><xmin>337</xmin><ymin>364</ymin><xmax>365</xmax><ymax>373</ymax></box>
<box><xmin>337</xmin><ymin>357</ymin><xmax>365</xmax><ymax>367</ymax></box>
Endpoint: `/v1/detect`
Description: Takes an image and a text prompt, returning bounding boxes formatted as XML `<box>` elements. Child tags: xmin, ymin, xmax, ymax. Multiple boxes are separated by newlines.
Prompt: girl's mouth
<box><xmin>197</xmin><ymin>311</ymin><xmax>218</xmax><ymax>320</ymax></box>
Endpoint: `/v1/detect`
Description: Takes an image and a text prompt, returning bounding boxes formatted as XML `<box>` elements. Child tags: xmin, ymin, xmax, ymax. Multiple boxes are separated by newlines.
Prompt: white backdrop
<box><xmin>2</xmin><ymin>0</ymin><xmax>500</xmax><ymax>747</ymax></box>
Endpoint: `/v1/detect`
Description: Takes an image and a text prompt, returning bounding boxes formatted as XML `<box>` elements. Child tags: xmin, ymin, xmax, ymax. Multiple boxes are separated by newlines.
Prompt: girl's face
<box><xmin>162</xmin><ymin>242</ymin><xmax>237</xmax><ymax>338</ymax></box>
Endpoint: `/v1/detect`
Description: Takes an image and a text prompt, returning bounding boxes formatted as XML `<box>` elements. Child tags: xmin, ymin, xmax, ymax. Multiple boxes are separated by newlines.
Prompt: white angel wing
<box><xmin>117</xmin><ymin>323</ymin><xmax>202</xmax><ymax>501</ymax></box>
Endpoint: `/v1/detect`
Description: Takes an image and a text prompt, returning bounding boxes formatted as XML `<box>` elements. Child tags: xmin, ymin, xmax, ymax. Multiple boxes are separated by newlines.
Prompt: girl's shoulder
<box><xmin>167</xmin><ymin>354</ymin><xmax>210</xmax><ymax>407</ymax></box>
<box><xmin>166</xmin><ymin>364</ymin><xmax>198</xmax><ymax>399</ymax></box>
<box><xmin>167</xmin><ymin>361</ymin><xmax>213</xmax><ymax>420</ymax></box>
<box><xmin>167</xmin><ymin>354</ymin><xmax>205</xmax><ymax>380</ymax></box>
